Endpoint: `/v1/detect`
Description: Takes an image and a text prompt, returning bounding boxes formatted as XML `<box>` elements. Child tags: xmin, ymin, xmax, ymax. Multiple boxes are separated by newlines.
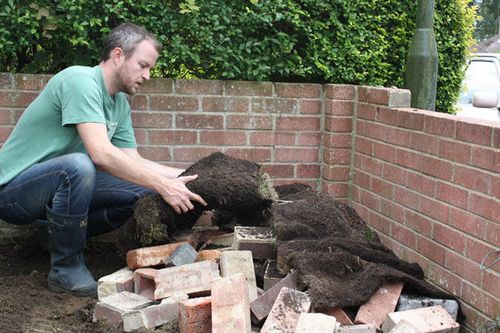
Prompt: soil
<box><xmin>0</xmin><ymin>239</ymin><xmax>178</xmax><ymax>333</ymax></box>
<box><xmin>273</xmin><ymin>184</ymin><xmax>462</xmax><ymax>323</ymax></box>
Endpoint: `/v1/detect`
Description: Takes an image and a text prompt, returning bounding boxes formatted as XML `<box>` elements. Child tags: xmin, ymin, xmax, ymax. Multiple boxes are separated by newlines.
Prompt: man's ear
<box><xmin>111</xmin><ymin>47</ymin><xmax>125</xmax><ymax>66</ymax></box>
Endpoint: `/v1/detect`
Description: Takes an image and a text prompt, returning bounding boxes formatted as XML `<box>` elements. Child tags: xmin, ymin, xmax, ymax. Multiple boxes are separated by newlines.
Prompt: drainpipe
<box><xmin>404</xmin><ymin>0</ymin><xmax>438</xmax><ymax>111</ymax></box>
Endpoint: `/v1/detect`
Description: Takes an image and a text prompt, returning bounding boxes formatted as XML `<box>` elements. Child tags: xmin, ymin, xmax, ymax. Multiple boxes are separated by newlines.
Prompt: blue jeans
<box><xmin>0</xmin><ymin>153</ymin><xmax>153</xmax><ymax>236</ymax></box>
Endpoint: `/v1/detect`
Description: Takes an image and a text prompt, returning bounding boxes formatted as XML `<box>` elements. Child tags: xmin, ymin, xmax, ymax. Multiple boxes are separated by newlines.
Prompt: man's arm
<box><xmin>76</xmin><ymin>122</ymin><xmax>206</xmax><ymax>213</ymax></box>
<box><xmin>120</xmin><ymin>148</ymin><xmax>184</xmax><ymax>179</ymax></box>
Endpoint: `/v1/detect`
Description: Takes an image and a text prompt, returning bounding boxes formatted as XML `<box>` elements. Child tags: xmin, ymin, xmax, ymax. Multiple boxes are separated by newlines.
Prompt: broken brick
<box><xmin>354</xmin><ymin>282</ymin><xmax>404</xmax><ymax>328</ymax></box>
<box><xmin>178</xmin><ymin>296</ymin><xmax>212</xmax><ymax>333</ymax></box>
<box><xmin>126</xmin><ymin>241</ymin><xmax>191</xmax><ymax>269</ymax></box>
<box><xmin>263</xmin><ymin>259</ymin><xmax>286</xmax><ymax>291</ymax></box>
<box><xmin>211</xmin><ymin>273</ymin><xmax>251</xmax><ymax>333</ymax></box>
<box><xmin>381</xmin><ymin>305</ymin><xmax>459</xmax><ymax>333</ymax></box>
<box><xmin>97</xmin><ymin>267</ymin><xmax>134</xmax><ymax>300</ymax></box>
<box><xmin>260</xmin><ymin>287</ymin><xmax>311</xmax><ymax>333</ymax></box>
<box><xmin>93</xmin><ymin>291</ymin><xmax>154</xmax><ymax>327</ymax></box>
<box><xmin>250</xmin><ymin>270</ymin><xmax>299</xmax><ymax>323</ymax></box>
<box><xmin>219</xmin><ymin>250</ymin><xmax>258</xmax><ymax>301</ymax></box>
<box><xmin>234</xmin><ymin>226</ymin><xmax>276</xmax><ymax>259</ymax></box>
<box><xmin>133</xmin><ymin>268</ymin><xmax>158</xmax><ymax>300</ymax></box>
<box><xmin>123</xmin><ymin>294</ymin><xmax>188</xmax><ymax>332</ymax></box>
<box><xmin>135</xmin><ymin>261</ymin><xmax>220</xmax><ymax>300</ymax></box>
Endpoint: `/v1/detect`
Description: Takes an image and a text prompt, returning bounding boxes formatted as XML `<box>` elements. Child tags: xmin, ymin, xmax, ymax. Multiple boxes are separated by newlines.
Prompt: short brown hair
<box><xmin>100</xmin><ymin>23</ymin><xmax>162</xmax><ymax>61</ymax></box>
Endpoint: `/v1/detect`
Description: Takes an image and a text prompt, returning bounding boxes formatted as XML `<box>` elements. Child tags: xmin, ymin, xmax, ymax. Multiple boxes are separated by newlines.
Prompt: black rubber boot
<box><xmin>46</xmin><ymin>207</ymin><xmax>97</xmax><ymax>297</ymax></box>
<box><xmin>32</xmin><ymin>220</ymin><xmax>49</xmax><ymax>252</ymax></box>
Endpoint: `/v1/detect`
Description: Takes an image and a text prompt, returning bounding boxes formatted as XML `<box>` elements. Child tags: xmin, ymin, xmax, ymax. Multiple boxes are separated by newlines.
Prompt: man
<box><xmin>0</xmin><ymin>23</ymin><xmax>206</xmax><ymax>297</ymax></box>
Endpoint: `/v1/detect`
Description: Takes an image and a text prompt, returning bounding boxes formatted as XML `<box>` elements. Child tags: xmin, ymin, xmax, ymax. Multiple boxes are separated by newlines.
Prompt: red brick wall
<box><xmin>129</xmin><ymin>79</ymin><xmax>326</xmax><ymax>191</ymax></box>
<box><xmin>1</xmin><ymin>73</ymin><xmax>498</xmax><ymax>331</ymax></box>
<box><xmin>351</xmin><ymin>87</ymin><xmax>499</xmax><ymax>333</ymax></box>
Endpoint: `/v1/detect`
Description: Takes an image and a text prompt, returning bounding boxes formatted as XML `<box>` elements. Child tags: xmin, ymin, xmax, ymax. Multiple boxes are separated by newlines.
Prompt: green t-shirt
<box><xmin>0</xmin><ymin>65</ymin><xmax>136</xmax><ymax>186</ymax></box>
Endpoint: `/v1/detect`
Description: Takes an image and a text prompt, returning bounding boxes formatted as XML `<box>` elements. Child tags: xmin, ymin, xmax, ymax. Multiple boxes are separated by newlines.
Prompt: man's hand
<box><xmin>159</xmin><ymin>174</ymin><xmax>207</xmax><ymax>214</ymax></box>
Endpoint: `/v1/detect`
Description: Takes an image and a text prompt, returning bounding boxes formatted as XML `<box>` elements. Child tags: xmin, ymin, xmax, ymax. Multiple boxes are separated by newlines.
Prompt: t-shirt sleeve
<box><xmin>56</xmin><ymin>74</ymin><xmax>106</xmax><ymax>126</ymax></box>
<box><xmin>111</xmin><ymin>103</ymin><xmax>137</xmax><ymax>148</ymax></box>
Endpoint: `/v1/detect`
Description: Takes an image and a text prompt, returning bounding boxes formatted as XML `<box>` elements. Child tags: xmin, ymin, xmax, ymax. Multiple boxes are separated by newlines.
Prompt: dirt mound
<box><xmin>272</xmin><ymin>184</ymin><xmax>461</xmax><ymax>320</ymax></box>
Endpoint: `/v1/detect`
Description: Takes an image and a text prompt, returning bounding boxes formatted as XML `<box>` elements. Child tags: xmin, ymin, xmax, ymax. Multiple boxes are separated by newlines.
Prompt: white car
<box><xmin>457</xmin><ymin>53</ymin><xmax>500</xmax><ymax>122</ymax></box>
<box><xmin>458</xmin><ymin>53</ymin><xmax>500</xmax><ymax>105</ymax></box>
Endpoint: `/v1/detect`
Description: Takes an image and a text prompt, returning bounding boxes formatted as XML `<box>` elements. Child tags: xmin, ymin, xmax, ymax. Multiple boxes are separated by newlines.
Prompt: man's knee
<box><xmin>61</xmin><ymin>153</ymin><xmax>96</xmax><ymax>191</ymax></box>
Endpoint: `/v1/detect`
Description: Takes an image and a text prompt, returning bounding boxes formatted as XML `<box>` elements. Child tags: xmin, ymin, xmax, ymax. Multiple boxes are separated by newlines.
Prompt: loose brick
<box><xmin>321</xmin><ymin>307</ymin><xmax>354</xmax><ymax>325</ymax></box>
<box><xmin>234</xmin><ymin>226</ymin><xmax>276</xmax><ymax>259</ymax></box>
<box><xmin>178</xmin><ymin>296</ymin><xmax>212</xmax><ymax>333</ymax></box>
<box><xmin>93</xmin><ymin>291</ymin><xmax>154</xmax><ymax>326</ymax></box>
<box><xmin>97</xmin><ymin>267</ymin><xmax>134</xmax><ymax>300</ymax></box>
<box><xmin>123</xmin><ymin>294</ymin><xmax>188</xmax><ymax>331</ymax></box>
<box><xmin>337</xmin><ymin>324</ymin><xmax>377</xmax><ymax>333</ymax></box>
<box><xmin>195</xmin><ymin>249</ymin><xmax>222</xmax><ymax>263</ymax></box>
<box><xmin>381</xmin><ymin>305</ymin><xmax>460</xmax><ymax>333</ymax></box>
<box><xmin>262</xmin><ymin>259</ymin><xmax>286</xmax><ymax>291</ymax></box>
<box><xmin>397</xmin><ymin>295</ymin><xmax>458</xmax><ymax>321</ymax></box>
<box><xmin>164</xmin><ymin>243</ymin><xmax>198</xmax><ymax>267</ymax></box>
<box><xmin>211</xmin><ymin>273</ymin><xmax>251</xmax><ymax>333</ymax></box>
<box><xmin>126</xmin><ymin>241</ymin><xmax>191</xmax><ymax>269</ymax></box>
<box><xmin>260</xmin><ymin>287</ymin><xmax>311</xmax><ymax>333</ymax></box>
<box><xmin>133</xmin><ymin>268</ymin><xmax>158</xmax><ymax>300</ymax></box>
<box><xmin>251</xmin><ymin>271</ymin><xmax>299</xmax><ymax>323</ymax></box>
<box><xmin>295</xmin><ymin>313</ymin><xmax>336</xmax><ymax>333</ymax></box>
<box><xmin>220</xmin><ymin>251</ymin><xmax>258</xmax><ymax>301</ymax></box>
<box><xmin>386</xmin><ymin>319</ymin><xmax>420</xmax><ymax>333</ymax></box>
<box><xmin>354</xmin><ymin>282</ymin><xmax>404</xmax><ymax>328</ymax></box>
<box><xmin>388</xmin><ymin>89</ymin><xmax>411</xmax><ymax>107</ymax></box>
<box><xmin>136</xmin><ymin>261</ymin><xmax>220</xmax><ymax>300</ymax></box>
<box><xmin>122</xmin><ymin>311</ymin><xmax>144</xmax><ymax>332</ymax></box>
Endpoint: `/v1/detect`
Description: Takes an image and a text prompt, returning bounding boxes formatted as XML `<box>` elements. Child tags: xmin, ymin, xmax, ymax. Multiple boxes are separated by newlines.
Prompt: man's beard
<box><xmin>116</xmin><ymin>67</ymin><xmax>136</xmax><ymax>95</ymax></box>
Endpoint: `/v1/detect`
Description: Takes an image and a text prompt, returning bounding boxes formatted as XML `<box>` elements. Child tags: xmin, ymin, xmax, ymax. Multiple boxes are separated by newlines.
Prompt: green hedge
<box><xmin>0</xmin><ymin>0</ymin><xmax>475</xmax><ymax>113</ymax></box>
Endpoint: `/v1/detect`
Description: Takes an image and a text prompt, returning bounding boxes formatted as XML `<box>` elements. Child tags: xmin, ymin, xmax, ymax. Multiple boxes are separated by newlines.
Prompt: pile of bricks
<box><xmin>93</xmin><ymin>225</ymin><xmax>461</xmax><ymax>332</ymax></box>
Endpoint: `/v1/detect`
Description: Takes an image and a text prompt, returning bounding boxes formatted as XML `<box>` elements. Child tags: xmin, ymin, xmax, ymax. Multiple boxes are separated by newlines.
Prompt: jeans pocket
<box><xmin>0</xmin><ymin>202</ymin><xmax>33</xmax><ymax>225</ymax></box>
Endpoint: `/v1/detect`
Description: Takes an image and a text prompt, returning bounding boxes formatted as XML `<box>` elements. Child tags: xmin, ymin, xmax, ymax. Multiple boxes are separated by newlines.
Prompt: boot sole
<box><xmin>47</xmin><ymin>281</ymin><xmax>97</xmax><ymax>297</ymax></box>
